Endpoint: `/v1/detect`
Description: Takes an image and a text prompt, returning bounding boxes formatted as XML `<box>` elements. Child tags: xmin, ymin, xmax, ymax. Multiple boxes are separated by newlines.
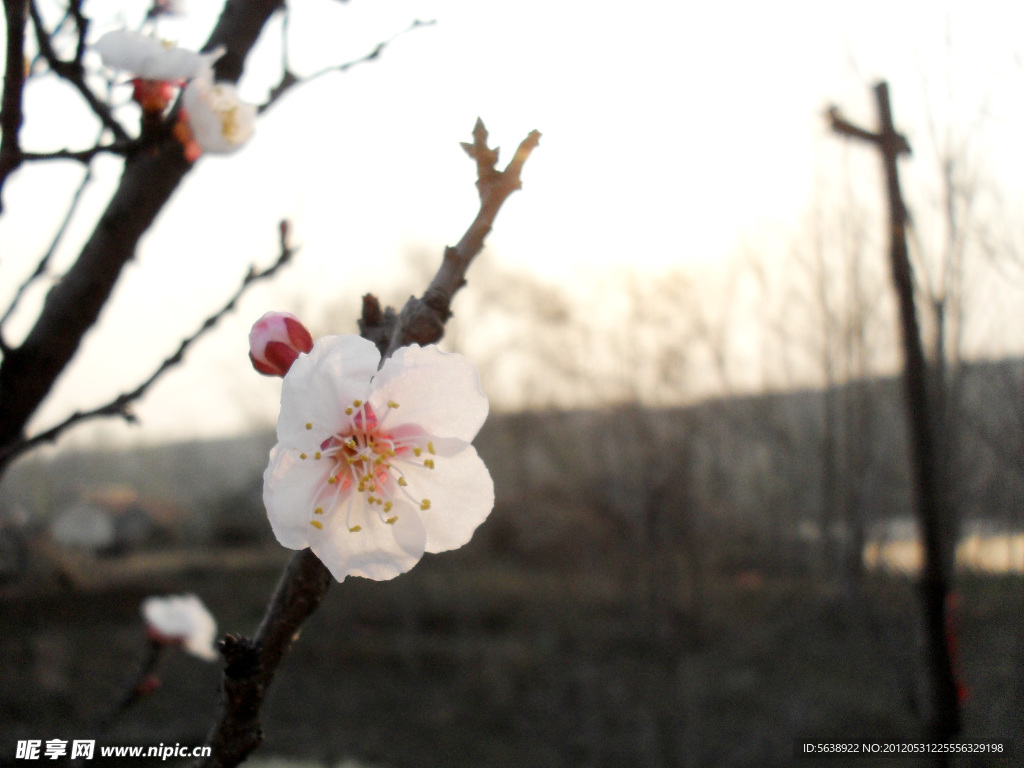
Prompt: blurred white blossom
<box><xmin>181</xmin><ymin>71</ymin><xmax>256</xmax><ymax>155</ymax></box>
<box><xmin>94</xmin><ymin>29</ymin><xmax>221</xmax><ymax>81</ymax></box>
<box><xmin>142</xmin><ymin>593</ymin><xmax>218</xmax><ymax>661</ymax></box>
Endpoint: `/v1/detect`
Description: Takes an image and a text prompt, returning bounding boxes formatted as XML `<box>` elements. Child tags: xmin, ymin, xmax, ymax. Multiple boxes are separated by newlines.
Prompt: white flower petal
<box><xmin>277</xmin><ymin>335</ymin><xmax>380</xmax><ymax>445</ymax></box>
<box><xmin>310</xmin><ymin>500</ymin><xmax>426</xmax><ymax>581</ymax></box>
<box><xmin>371</xmin><ymin>345</ymin><xmax>488</xmax><ymax>442</ymax></box>
<box><xmin>181</xmin><ymin>74</ymin><xmax>256</xmax><ymax>154</ymax></box>
<box><xmin>402</xmin><ymin>441</ymin><xmax>494</xmax><ymax>553</ymax></box>
<box><xmin>263</xmin><ymin>444</ymin><xmax>334</xmax><ymax>549</ymax></box>
<box><xmin>262</xmin><ymin>335</ymin><xmax>493</xmax><ymax>582</ymax></box>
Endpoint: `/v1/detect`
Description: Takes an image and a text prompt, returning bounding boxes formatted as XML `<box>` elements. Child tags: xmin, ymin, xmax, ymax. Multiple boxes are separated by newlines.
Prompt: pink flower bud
<box><xmin>132</xmin><ymin>78</ymin><xmax>175</xmax><ymax>114</ymax></box>
<box><xmin>249</xmin><ymin>312</ymin><xmax>314</xmax><ymax>377</ymax></box>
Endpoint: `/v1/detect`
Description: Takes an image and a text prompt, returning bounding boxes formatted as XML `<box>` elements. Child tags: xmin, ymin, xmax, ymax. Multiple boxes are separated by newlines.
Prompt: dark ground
<box><xmin>0</xmin><ymin>544</ymin><xmax>1021</xmax><ymax>768</ymax></box>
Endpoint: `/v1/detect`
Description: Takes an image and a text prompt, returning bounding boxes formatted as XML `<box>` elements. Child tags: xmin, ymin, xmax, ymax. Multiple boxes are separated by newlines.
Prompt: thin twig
<box><xmin>0</xmin><ymin>223</ymin><xmax>297</xmax><ymax>469</ymax></box>
<box><xmin>20</xmin><ymin>142</ymin><xmax>132</xmax><ymax>163</ymax></box>
<box><xmin>258</xmin><ymin>18</ymin><xmax>435</xmax><ymax>114</ymax></box>
<box><xmin>0</xmin><ymin>163</ymin><xmax>95</xmax><ymax>349</ymax></box>
<box><xmin>27</xmin><ymin>0</ymin><xmax>130</xmax><ymax>143</ymax></box>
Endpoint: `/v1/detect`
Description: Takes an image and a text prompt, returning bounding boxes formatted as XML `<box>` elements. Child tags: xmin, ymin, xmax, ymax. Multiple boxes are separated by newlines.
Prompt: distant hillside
<box><xmin>1</xmin><ymin>357</ymin><xmax>1020</xmax><ymax>565</ymax></box>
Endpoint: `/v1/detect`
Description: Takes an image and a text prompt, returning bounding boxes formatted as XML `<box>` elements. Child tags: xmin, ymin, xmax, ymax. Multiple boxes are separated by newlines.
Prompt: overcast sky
<box><xmin>2</xmin><ymin>0</ymin><xmax>1023</xmax><ymax>449</ymax></box>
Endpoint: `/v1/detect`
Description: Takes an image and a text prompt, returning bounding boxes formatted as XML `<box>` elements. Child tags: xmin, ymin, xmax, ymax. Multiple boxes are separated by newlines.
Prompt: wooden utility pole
<box><xmin>828</xmin><ymin>81</ymin><xmax>960</xmax><ymax>744</ymax></box>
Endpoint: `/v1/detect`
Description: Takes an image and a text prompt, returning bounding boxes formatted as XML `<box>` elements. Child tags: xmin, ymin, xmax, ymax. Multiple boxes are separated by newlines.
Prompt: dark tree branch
<box><xmin>0</xmin><ymin>222</ymin><xmax>296</xmax><ymax>471</ymax></box>
<box><xmin>382</xmin><ymin>118</ymin><xmax>541</xmax><ymax>357</ymax></box>
<box><xmin>830</xmin><ymin>81</ymin><xmax>960</xmax><ymax>745</ymax></box>
<box><xmin>258</xmin><ymin>18</ymin><xmax>435</xmax><ymax>114</ymax></box>
<box><xmin>0</xmin><ymin>0</ymin><xmax>29</xmax><ymax>209</ymax></box>
<box><xmin>196</xmin><ymin>549</ymin><xmax>332</xmax><ymax>768</ymax></box>
<box><xmin>0</xmin><ymin>0</ymin><xmax>284</xmax><ymax>475</ymax></box>
<box><xmin>199</xmin><ymin>120</ymin><xmax>538</xmax><ymax>768</ymax></box>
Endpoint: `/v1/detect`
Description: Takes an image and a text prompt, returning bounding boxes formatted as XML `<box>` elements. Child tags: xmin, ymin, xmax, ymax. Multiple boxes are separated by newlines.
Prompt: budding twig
<box><xmin>382</xmin><ymin>118</ymin><xmax>541</xmax><ymax>357</ymax></box>
<box><xmin>200</xmin><ymin>119</ymin><xmax>538</xmax><ymax>768</ymax></box>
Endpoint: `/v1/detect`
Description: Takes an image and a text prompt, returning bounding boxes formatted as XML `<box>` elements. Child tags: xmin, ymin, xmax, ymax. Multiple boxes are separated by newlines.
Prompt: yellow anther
<box><xmin>427</xmin><ymin>441</ymin><xmax>436</xmax><ymax>455</ymax></box>
<box><xmin>327</xmin><ymin>476</ymin><xmax>337</xmax><ymax>485</ymax></box>
<box><xmin>310</xmin><ymin>520</ymin><xmax>323</xmax><ymax>530</ymax></box>
<box><xmin>424</xmin><ymin>459</ymin><xmax>435</xmax><ymax>469</ymax></box>
<box><xmin>388</xmin><ymin>400</ymin><xmax>400</xmax><ymax>409</ymax></box>
<box><xmin>385</xmin><ymin>516</ymin><xmax>398</xmax><ymax>525</ymax></box>
<box><xmin>420</xmin><ymin>499</ymin><xmax>431</xmax><ymax>511</ymax></box>
<box><xmin>414</xmin><ymin>448</ymin><xmax>422</xmax><ymax>457</ymax></box>
<box><xmin>305</xmin><ymin>422</ymin><xmax>313</xmax><ymax>430</ymax></box>
<box><xmin>398</xmin><ymin>477</ymin><xmax>408</xmax><ymax>487</ymax></box>
<box><xmin>345</xmin><ymin>407</ymin><xmax>353</xmax><ymax>415</ymax></box>
<box><xmin>353</xmin><ymin>399</ymin><xmax>362</xmax><ymax>407</ymax></box>
<box><xmin>383</xmin><ymin>501</ymin><xmax>393</xmax><ymax>512</ymax></box>
<box><xmin>314</xmin><ymin>507</ymin><xmax>324</xmax><ymax>515</ymax></box>
<box><xmin>299</xmin><ymin>453</ymin><xmax>307</xmax><ymax>460</ymax></box>
<box><xmin>349</xmin><ymin>525</ymin><xmax>362</xmax><ymax>533</ymax></box>
<box><xmin>314</xmin><ymin>451</ymin><xmax>322</xmax><ymax>460</ymax></box>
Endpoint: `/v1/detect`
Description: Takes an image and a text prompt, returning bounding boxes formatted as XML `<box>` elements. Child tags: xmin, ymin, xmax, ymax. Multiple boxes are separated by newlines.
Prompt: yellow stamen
<box><xmin>398</xmin><ymin>477</ymin><xmax>408</xmax><ymax>487</ymax></box>
<box><xmin>383</xmin><ymin>501</ymin><xmax>393</xmax><ymax>512</ymax></box>
<box><xmin>427</xmin><ymin>441</ymin><xmax>436</xmax><ymax>455</ymax></box>
<box><xmin>310</xmin><ymin>520</ymin><xmax>323</xmax><ymax>530</ymax></box>
<box><xmin>424</xmin><ymin>459</ymin><xmax>435</xmax><ymax>469</ymax></box>
<box><xmin>353</xmin><ymin>399</ymin><xmax>362</xmax><ymax>407</ymax></box>
<box><xmin>314</xmin><ymin>451</ymin><xmax>322</xmax><ymax>460</ymax></box>
<box><xmin>345</xmin><ymin>407</ymin><xmax>353</xmax><ymax>415</ymax></box>
<box><xmin>385</xmin><ymin>517</ymin><xmax>398</xmax><ymax>525</ymax></box>
<box><xmin>305</xmin><ymin>422</ymin><xmax>313</xmax><ymax>430</ymax></box>
<box><xmin>420</xmin><ymin>499</ymin><xmax>431</xmax><ymax>511</ymax></box>
<box><xmin>388</xmin><ymin>400</ymin><xmax>400</xmax><ymax>409</ymax></box>
<box><xmin>349</xmin><ymin>525</ymin><xmax>362</xmax><ymax>533</ymax></box>
<box><xmin>299</xmin><ymin>453</ymin><xmax>307</xmax><ymax>460</ymax></box>
<box><xmin>327</xmin><ymin>476</ymin><xmax>337</xmax><ymax>485</ymax></box>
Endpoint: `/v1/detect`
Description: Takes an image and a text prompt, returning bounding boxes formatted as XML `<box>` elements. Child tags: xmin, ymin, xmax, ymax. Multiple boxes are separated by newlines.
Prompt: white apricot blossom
<box><xmin>181</xmin><ymin>71</ymin><xmax>256</xmax><ymax>154</ymax></box>
<box><xmin>141</xmin><ymin>594</ymin><xmax>218</xmax><ymax>661</ymax></box>
<box><xmin>94</xmin><ymin>29</ymin><xmax>221</xmax><ymax>81</ymax></box>
<box><xmin>263</xmin><ymin>335</ymin><xmax>494</xmax><ymax>582</ymax></box>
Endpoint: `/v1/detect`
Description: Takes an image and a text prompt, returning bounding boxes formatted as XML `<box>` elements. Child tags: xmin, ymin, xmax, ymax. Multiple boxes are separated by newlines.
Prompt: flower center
<box><xmin>299</xmin><ymin>400</ymin><xmax>436</xmax><ymax>533</ymax></box>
